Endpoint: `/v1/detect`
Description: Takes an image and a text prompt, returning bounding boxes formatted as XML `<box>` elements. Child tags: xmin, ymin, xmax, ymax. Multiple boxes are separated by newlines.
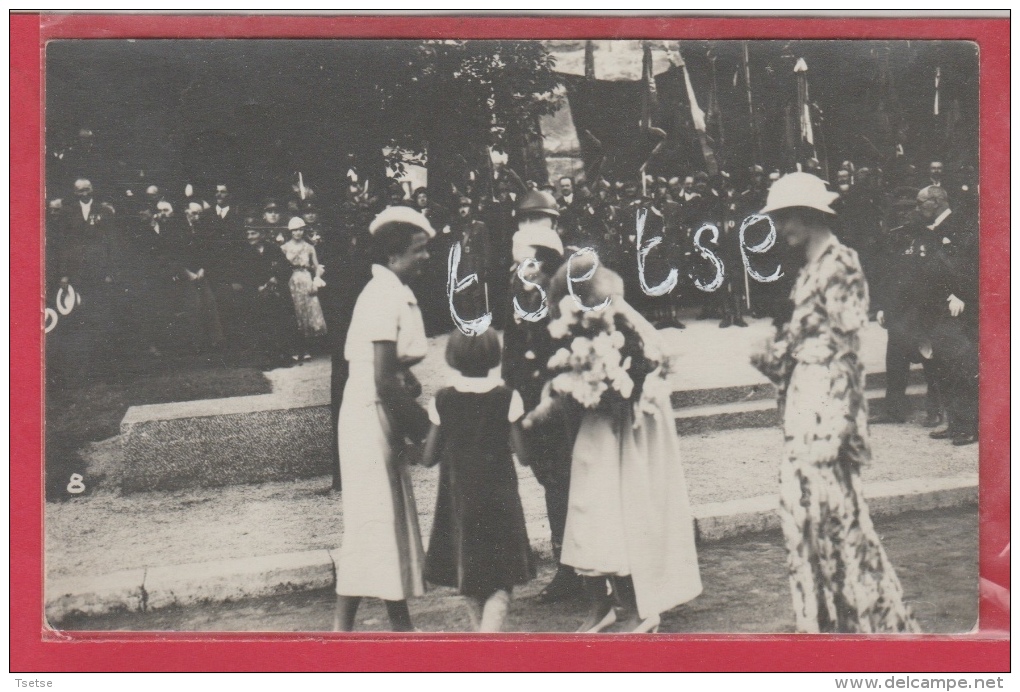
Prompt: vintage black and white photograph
<box><xmin>44</xmin><ymin>38</ymin><xmax>979</xmax><ymax>634</ymax></box>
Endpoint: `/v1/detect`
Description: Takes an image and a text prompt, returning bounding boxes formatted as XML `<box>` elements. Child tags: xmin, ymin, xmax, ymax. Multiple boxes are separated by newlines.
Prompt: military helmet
<box><xmin>516</xmin><ymin>189</ymin><xmax>560</xmax><ymax>217</ymax></box>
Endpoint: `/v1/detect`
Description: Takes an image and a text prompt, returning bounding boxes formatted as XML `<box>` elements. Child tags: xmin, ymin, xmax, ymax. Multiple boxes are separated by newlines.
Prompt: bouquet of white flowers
<box><xmin>524</xmin><ymin>295</ymin><xmax>672</xmax><ymax>428</ymax></box>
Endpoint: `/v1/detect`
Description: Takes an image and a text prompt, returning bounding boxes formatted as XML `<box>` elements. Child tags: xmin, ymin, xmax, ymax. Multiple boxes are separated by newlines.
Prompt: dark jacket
<box><xmin>204</xmin><ymin>207</ymin><xmax>246</xmax><ymax>284</ymax></box>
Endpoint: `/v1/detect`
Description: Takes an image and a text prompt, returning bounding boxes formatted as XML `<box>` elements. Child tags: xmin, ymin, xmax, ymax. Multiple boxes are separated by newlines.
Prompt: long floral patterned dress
<box><xmin>281</xmin><ymin>239</ymin><xmax>328</xmax><ymax>337</ymax></box>
<box><xmin>752</xmin><ymin>234</ymin><xmax>920</xmax><ymax>634</ymax></box>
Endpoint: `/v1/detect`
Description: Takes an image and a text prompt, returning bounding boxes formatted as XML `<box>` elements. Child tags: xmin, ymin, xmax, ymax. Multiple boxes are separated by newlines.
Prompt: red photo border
<box><xmin>11</xmin><ymin>13</ymin><xmax>1009</xmax><ymax>672</ymax></box>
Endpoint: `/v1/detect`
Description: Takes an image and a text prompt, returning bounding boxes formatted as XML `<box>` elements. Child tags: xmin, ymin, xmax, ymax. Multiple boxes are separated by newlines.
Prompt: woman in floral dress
<box><xmin>752</xmin><ymin>173</ymin><xmax>920</xmax><ymax>633</ymax></box>
<box><xmin>281</xmin><ymin>216</ymin><xmax>327</xmax><ymax>359</ymax></box>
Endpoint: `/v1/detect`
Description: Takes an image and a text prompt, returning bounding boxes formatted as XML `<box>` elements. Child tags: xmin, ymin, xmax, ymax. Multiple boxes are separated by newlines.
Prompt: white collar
<box><xmin>371</xmin><ymin>263</ymin><xmax>417</xmax><ymax>303</ymax></box>
<box><xmin>928</xmin><ymin>208</ymin><xmax>952</xmax><ymax>230</ymax></box>
<box><xmin>372</xmin><ymin>263</ymin><xmax>404</xmax><ymax>286</ymax></box>
<box><xmin>449</xmin><ymin>374</ymin><xmax>504</xmax><ymax>393</ymax></box>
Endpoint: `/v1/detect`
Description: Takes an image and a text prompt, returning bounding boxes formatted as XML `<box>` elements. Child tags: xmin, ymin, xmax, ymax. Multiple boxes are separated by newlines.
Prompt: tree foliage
<box><xmin>379</xmin><ymin>40</ymin><xmax>562</xmax><ymax>196</ymax></box>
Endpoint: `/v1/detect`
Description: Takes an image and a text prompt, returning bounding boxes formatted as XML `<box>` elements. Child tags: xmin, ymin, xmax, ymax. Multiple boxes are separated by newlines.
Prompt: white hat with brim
<box><xmin>760</xmin><ymin>172</ymin><xmax>839</xmax><ymax>215</ymax></box>
<box><xmin>287</xmin><ymin>216</ymin><xmax>306</xmax><ymax>231</ymax></box>
<box><xmin>368</xmin><ymin>205</ymin><xmax>436</xmax><ymax>238</ymax></box>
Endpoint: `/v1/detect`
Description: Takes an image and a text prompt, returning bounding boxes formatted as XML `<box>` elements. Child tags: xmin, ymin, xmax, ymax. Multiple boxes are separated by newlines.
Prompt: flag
<box><xmin>675</xmin><ymin>43</ymin><xmax>718</xmax><ymax>175</ymax></box>
<box><xmin>794</xmin><ymin>58</ymin><xmax>814</xmax><ymax>146</ymax></box>
<box><xmin>640</xmin><ymin>41</ymin><xmax>657</xmax><ymax>130</ymax></box>
<box><xmin>707</xmin><ymin>49</ymin><xmax>725</xmax><ymax>164</ymax></box>
<box><xmin>934</xmin><ymin>66</ymin><xmax>941</xmax><ymax>116</ymax></box>
<box><xmin>682</xmin><ymin>60</ymin><xmax>707</xmax><ymax>133</ymax></box>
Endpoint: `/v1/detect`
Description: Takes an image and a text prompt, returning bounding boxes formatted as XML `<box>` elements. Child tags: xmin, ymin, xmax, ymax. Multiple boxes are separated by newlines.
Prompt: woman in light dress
<box><xmin>544</xmin><ymin>259</ymin><xmax>703</xmax><ymax>633</ymax></box>
<box><xmin>752</xmin><ymin>173</ymin><xmax>920</xmax><ymax>633</ymax></box>
<box><xmin>280</xmin><ymin>216</ymin><xmax>327</xmax><ymax>360</ymax></box>
<box><xmin>332</xmin><ymin>206</ymin><xmax>435</xmax><ymax>632</ymax></box>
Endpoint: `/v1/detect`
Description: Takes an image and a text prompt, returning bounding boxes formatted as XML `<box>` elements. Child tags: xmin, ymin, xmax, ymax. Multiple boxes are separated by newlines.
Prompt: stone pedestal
<box><xmin>120</xmin><ymin>391</ymin><xmax>332</xmax><ymax>493</ymax></box>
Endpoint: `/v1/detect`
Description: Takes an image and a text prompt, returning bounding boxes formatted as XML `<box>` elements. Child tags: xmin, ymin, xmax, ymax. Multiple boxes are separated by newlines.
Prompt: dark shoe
<box><xmin>922</xmin><ymin>413</ymin><xmax>945</xmax><ymax>428</ymax></box>
<box><xmin>870</xmin><ymin>414</ymin><xmax>906</xmax><ymax>425</ymax></box>
<box><xmin>734</xmin><ymin>317</ymin><xmax>749</xmax><ymax>327</ymax></box>
<box><xmin>537</xmin><ymin>566</ymin><xmax>583</xmax><ymax>603</ymax></box>
<box><xmin>719</xmin><ymin>317</ymin><xmax>732</xmax><ymax>328</ymax></box>
<box><xmin>654</xmin><ymin>316</ymin><xmax>685</xmax><ymax>330</ymax></box>
<box><xmin>951</xmin><ymin>433</ymin><xmax>978</xmax><ymax>446</ymax></box>
<box><xmin>929</xmin><ymin>427</ymin><xmax>952</xmax><ymax>440</ymax></box>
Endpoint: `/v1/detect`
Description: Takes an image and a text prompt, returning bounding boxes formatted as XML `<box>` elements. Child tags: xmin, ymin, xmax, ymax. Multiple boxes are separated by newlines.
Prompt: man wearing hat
<box><xmin>260</xmin><ymin>200</ymin><xmax>288</xmax><ymax>246</ymax></box>
<box><xmin>502</xmin><ymin>190</ymin><xmax>581</xmax><ymax>603</ymax></box>
<box><xmin>446</xmin><ymin>195</ymin><xmax>492</xmax><ymax>327</ymax></box>
<box><xmin>234</xmin><ymin>222</ymin><xmax>300</xmax><ymax>369</ymax></box>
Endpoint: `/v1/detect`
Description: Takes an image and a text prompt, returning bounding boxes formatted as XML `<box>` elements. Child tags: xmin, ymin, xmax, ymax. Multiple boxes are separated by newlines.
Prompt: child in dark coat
<box><xmin>420</xmin><ymin>329</ymin><xmax>535</xmax><ymax>632</ymax></box>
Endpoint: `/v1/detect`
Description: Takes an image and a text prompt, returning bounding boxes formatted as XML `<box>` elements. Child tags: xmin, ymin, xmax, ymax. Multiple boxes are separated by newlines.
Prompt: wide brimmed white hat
<box><xmin>287</xmin><ymin>216</ymin><xmax>306</xmax><ymax>231</ymax></box>
<box><xmin>760</xmin><ymin>172</ymin><xmax>839</xmax><ymax>215</ymax></box>
<box><xmin>368</xmin><ymin>205</ymin><xmax>436</xmax><ymax>238</ymax></box>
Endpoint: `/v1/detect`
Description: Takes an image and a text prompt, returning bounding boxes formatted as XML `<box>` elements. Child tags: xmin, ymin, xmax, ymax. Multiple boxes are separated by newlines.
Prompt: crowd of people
<box><xmin>46</xmin><ymin>155</ymin><xmax>978</xmax><ymax>447</ymax></box>
<box><xmin>46</xmin><ymin>148</ymin><xmax>979</xmax><ymax>632</ymax></box>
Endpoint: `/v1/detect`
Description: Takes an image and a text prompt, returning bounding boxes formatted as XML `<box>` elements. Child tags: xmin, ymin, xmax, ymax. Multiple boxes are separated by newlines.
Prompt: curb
<box><xmin>45</xmin><ymin>474</ymin><xmax>977</xmax><ymax>625</ymax></box>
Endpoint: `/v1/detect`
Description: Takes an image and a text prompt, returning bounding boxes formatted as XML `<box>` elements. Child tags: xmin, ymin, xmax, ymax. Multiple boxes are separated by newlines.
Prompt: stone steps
<box><xmin>675</xmin><ymin>384</ymin><xmax>927</xmax><ymax>436</ymax></box>
<box><xmin>118</xmin><ymin>321</ymin><xmax>922</xmax><ymax>493</ymax></box>
<box><xmin>120</xmin><ymin>372</ymin><xmax>927</xmax><ymax>493</ymax></box>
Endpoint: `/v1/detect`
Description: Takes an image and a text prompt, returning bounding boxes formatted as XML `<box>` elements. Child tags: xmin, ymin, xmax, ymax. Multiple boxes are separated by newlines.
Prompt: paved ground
<box><xmin>45</xmin><ymin>419</ymin><xmax>976</xmax><ymax>582</ymax></box>
<box><xmin>57</xmin><ymin>505</ymin><xmax>977</xmax><ymax>634</ymax></box>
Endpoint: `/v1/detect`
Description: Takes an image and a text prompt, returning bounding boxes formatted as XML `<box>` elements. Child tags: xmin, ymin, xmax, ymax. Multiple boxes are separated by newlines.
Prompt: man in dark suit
<box><xmin>177</xmin><ymin>201</ymin><xmax>225</xmax><ymax>353</ymax></box>
<box><xmin>448</xmin><ymin>195</ymin><xmax>493</xmax><ymax>324</ymax></box>
<box><xmin>124</xmin><ymin>199</ymin><xmax>183</xmax><ymax>357</ymax></box>
<box><xmin>871</xmin><ymin>195</ymin><xmax>944</xmax><ymax>427</ymax></box>
<box><xmin>234</xmin><ymin>225</ymin><xmax>299</xmax><ymax>369</ymax></box>
<box><xmin>502</xmin><ymin>190</ymin><xmax>580</xmax><ymax>603</ymax></box>
<box><xmin>556</xmin><ymin>176</ymin><xmax>584</xmax><ymax>250</ymax></box>
<box><xmin>716</xmin><ymin>176</ymin><xmax>749</xmax><ymax>328</ymax></box>
<box><xmin>317</xmin><ymin>200</ymin><xmax>373</xmax><ymax>491</ymax></box>
<box><xmin>914</xmin><ymin>185</ymin><xmax>978</xmax><ymax>446</ymax></box>
<box><xmin>50</xmin><ymin>178</ymin><xmax>119</xmax><ymax>383</ymax></box>
<box><xmin>205</xmin><ymin>183</ymin><xmax>246</xmax><ymax>350</ymax></box>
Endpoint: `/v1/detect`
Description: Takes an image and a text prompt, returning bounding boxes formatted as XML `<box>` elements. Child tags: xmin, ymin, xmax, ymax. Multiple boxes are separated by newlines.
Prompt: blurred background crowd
<box><xmin>44</xmin><ymin>39</ymin><xmax>979</xmax><ymax>388</ymax></box>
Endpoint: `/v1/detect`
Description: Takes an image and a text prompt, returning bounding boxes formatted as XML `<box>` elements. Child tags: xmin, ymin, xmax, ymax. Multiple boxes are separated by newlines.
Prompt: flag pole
<box><xmin>744</xmin><ymin>260</ymin><xmax>752</xmax><ymax>312</ymax></box>
<box><xmin>709</xmin><ymin>48</ymin><xmax>724</xmax><ymax>162</ymax></box>
<box><xmin>742</xmin><ymin>41</ymin><xmax>762</xmax><ymax>164</ymax></box>
<box><xmin>640</xmin><ymin>40</ymin><xmax>655</xmax><ymax>197</ymax></box>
